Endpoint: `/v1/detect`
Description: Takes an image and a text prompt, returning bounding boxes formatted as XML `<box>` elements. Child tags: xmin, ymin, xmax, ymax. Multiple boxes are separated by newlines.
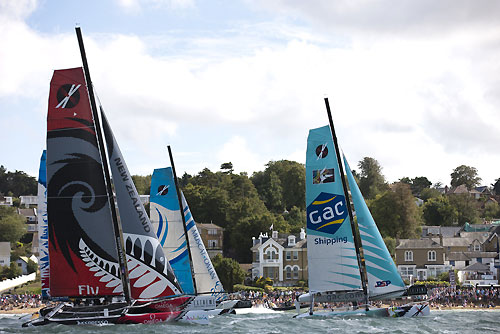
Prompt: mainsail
<box><xmin>101</xmin><ymin>114</ymin><xmax>182</xmax><ymax>300</ymax></box>
<box><xmin>149</xmin><ymin>168</ymin><xmax>195</xmax><ymax>295</ymax></box>
<box><xmin>150</xmin><ymin>168</ymin><xmax>225</xmax><ymax>300</ymax></box>
<box><xmin>46</xmin><ymin>68</ymin><xmax>123</xmax><ymax>297</ymax></box>
<box><xmin>37</xmin><ymin>150</ymin><xmax>49</xmax><ymax>299</ymax></box>
<box><xmin>343</xmin><ymin>156</ymin><xmax>406</xmax><ymax>299</ymax></box>
<box><xmin>305</xmin><ymin>125</ymin><xmax>362</xmax><ymax>293</ymax></box>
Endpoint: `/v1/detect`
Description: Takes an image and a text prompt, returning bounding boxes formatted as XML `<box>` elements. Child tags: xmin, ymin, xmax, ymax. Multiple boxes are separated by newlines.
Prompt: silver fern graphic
<box><xmin>124</xmin><ymin>233</ymin><xmax>181</xmax><ymax>299</ymax></box>
<box><xmin>79</xmin><ymin>239</ymin><xmax>123</xmax><ymax>293</ymax></box>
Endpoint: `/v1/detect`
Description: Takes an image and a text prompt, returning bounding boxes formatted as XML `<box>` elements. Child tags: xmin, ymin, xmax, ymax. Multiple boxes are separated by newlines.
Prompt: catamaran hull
<box><xmin>295</xmin><ymin>303</ymin><xmax>430</xmax><ymax>319</ymax></box>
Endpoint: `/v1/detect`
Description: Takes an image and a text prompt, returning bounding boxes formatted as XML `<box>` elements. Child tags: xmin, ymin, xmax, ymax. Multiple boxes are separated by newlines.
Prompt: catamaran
<box><xmin>23</xmin><ymin>27</ymin><xmax>197</xmax><ymax>327</ymax></box>
<box><xmin>295</xmin><ymin>98</ymin><xmax>429</xmax><ymax>318</ymax></box>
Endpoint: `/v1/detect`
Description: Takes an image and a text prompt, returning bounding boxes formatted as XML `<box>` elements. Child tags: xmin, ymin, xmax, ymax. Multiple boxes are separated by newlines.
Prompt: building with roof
<box><xmin>196</xmin><ymin>222</ymin><xmax>224</xmax><ymax>259</ymax></box>
<box><xmin>395</xmin><ymin>238</ymin><xmax>448</xmax><ymax>282</ymax></box>
<box><xmin>251</xmin><ymin>229</ymin><xmax>307</xmax><ymax>287</ymax></box>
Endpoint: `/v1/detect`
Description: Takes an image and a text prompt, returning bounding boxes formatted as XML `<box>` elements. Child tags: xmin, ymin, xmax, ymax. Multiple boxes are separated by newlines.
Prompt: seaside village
<box><xmin>1</xmin><ymin>182</ymin><xmax>500</xmax><ymax>312</ymax></box>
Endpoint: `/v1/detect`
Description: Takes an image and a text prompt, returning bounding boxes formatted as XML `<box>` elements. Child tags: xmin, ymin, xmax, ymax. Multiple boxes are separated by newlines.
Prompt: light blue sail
<box><xmin>150</xmin><ymin>168</ymin><xmax>195</xmax><ymax>294</ymax></box>
<box><xmin>343</xmin><ymin>155</ymin><xmax>406</xmax><ymax>299</ymax></box>
<box><xmin>306</xmin><ymin>126</ymin><xmax>362</xmax><ymax>292</ymax></box>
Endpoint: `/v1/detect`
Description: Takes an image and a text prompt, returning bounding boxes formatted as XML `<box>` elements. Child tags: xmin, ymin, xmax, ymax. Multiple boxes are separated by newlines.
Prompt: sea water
<box><xmin>1</xmin><ymin>309</ymin><xmax>499</xmax><ymax>333</ymax></box>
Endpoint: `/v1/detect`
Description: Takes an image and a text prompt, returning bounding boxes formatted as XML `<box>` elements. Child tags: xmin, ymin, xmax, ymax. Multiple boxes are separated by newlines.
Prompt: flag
<box><xmin>269</xmin><ymin>224</ymin><xmax>273</xmax><ymax>231</ymax></box>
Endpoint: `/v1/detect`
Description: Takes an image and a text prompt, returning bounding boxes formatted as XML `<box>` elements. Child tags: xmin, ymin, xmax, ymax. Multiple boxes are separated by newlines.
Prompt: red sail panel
<box><xmin>47</xmin><ymin>68</ymin><xmax>123</xmax><ymax>297</ymax></box>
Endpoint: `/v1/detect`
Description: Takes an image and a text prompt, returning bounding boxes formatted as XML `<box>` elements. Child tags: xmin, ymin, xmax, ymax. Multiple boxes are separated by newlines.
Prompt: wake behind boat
<box><xmin>295</xmin><ymin>98</ymin><xmax>429</xmax><ymax>319</ymax></box>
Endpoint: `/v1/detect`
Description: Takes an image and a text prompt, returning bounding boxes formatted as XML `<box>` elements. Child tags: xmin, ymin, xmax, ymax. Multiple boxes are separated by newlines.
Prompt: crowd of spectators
<box><xmin>233</xmin><ymin>286</ymin><xmax>500</xmax><ymax>310</ymax></box>
<box><xmin>0</xmin><ymin>294</ymin><xmax>42</xmax><ymax>311</ymax></box>
<box><xmin>429</xmin><ymin>286</ymin><xmax>500</xmax><ymax>309</ymax></box>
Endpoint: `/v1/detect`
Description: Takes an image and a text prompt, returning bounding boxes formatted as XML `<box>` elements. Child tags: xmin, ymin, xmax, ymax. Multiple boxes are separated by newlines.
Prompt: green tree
<box><xmin>211</xmin><ymin>254</ymin><xmax>246</xmax><ymax>292</ymax></box>
<box><xmin>420</xmin><ymin>188</ymin><xmax>442</xmax><ymax>202</ymax></box>
<box><xmin>448</xmin><ymin>193</ymin><xmax>480</xmax><ymax>225</ymax></box>
<box><xmin>0</xmin><ymin>261</ymin><xmax>22</xmax><ymax>279</ymax></box>
<box><xmin>0</xmin><ymin>206</ymin><xmax>26</xmax><ymax>242</ymax></box>
<box><xmin>483</xmin><ymin>201</ymin><xmax>500</xmax><ymax>220</ymax></box>
<box><xmin>369</xmin><ymin>183</ymin><xmax>422</xmax><ymax>239</ymax></box>
<box><xmin>131</xmin><ymin>174</ymin><xmax>152</xmax><ymax>195</ymax></box>
<box><xmin>0</xmin><ymin>168</ymin><xmax>37</xmax><ymax>197</ymax></box>
<box><xmin>251</xmin><ymin>160</ymin><xmax>305</xmax><ymax>212</ymax></box>
<box><xmin>383</xmin><ymin>236</ymin><xmax>396</xmax><ymax>258</ymax></box>
<box><xmin>399</xmin><ymin>176</ymin><xmax>431</xmax><ymax>197</ymax></box>
<box><xmin>358</xmin><ymin>157</ymin><xmax>389</xmax><ymax>200</ymax></box>
<box><xmin>450</xmin><ymin>165</ymin><xmax>481</xmax><ymax>190</ymax></box>
<box><xmin>220</xmin><ymin>162</ymin><xmax>234</xmax><ymax>174</ymax></box>
<box><xmin>283</xmin><ymin>206</ymin><xmax>306</xmax><ymax>233</ymax></box>
<box><xmin>27</xmin><ymin>259</ymin><xmax>37</xmax><ymax>274</ymax></box>
<box><xmin>422</xmin><ymin>196</ymin><xmax>457</xmax><ymax>226</ymax></box>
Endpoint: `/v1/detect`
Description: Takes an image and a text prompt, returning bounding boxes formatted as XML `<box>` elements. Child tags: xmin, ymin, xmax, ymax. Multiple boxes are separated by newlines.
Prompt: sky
<box><xmin>1</xmin><ymin>0</ymin><xmax>500</xmax><ymax>188</ymax></box>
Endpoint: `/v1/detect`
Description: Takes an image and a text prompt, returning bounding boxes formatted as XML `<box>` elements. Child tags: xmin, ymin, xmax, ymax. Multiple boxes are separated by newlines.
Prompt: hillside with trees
<box><xmin>1</xmin><ymin>159</ymin><xmax>499</xmax><ymax>265</ymax></box>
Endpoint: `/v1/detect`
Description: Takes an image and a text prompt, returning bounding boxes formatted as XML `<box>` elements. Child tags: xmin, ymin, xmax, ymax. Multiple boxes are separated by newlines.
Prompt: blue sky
<box><xmin>1</xmin><ymin>0</ymin><xmax>500</xmax><ymax>188</ymax></box>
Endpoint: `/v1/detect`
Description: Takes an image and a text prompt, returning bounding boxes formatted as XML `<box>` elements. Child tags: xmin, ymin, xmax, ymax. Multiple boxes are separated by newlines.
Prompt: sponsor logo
<box><xmin>314</xmin><ymin>236</ymin><xmax>347</xmax><ymax>245</ymax></box>
<box><xmin>307</xmin><ymin>192</ymin><xmax>347</xmax><ymax>235</ymax></box>
<box><xmin>375</xmin><ymin>280</ymin><xmax>391</xmax><ymax>288</ymax></box>
<box><xmin>76</xmin><ymin>320</ymin><xmax>109</xmax><ymax>325</ymax></box>
<box><xmin>156</xmin><ymin>185</ymin><xmax>169</xmax><ymax>196</ymax></box>
<box><xmin>56</xmin><ymin>84</ymin><xmax>81</xmax><ymax>109</ymax></box>
<box><xmin>78</xmin><ymin>285</ymin><xmax>99</xmax><ymax>295</ymax></box>
<box><xmin>315</xmin><ymin>143</ymin><xmax>328</xmax><ymax>159</ymax></box>
<box><xmin>313</xmin><ymin>168</ymin><xmax>334</xmax><ymax>184</ymax></box>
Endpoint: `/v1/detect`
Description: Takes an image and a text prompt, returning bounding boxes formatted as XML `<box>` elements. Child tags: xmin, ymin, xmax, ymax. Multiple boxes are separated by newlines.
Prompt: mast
<box><xmin>167</xmin><ymin>145</ymin><xmax>198</xmax><ymax>294</ymax></box>
<box><xmin>324</xmin><ymin>97</ymin><xmax>369</xmax><ymax>308</ymax></box>
<box><xmin>75</xmin><ymin>26</ymin><xmax>131</xmax><ymax>304</ymax></box>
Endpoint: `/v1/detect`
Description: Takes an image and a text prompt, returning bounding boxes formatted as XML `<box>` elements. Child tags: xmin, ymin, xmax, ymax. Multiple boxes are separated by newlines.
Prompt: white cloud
<box><xmin>116</xmin><ymin>0</ymin><xmax>195</xmax><ymax>12</ymax></box>
<box><xmin>216</xmin><ymin>136</ymin><xmax>262</xmax><ymax>174</ymax></box>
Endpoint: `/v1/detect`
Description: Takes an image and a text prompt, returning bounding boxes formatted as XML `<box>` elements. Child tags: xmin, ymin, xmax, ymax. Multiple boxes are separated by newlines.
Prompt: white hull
<box><xmin>295</xmin><ymin>303</ymin><xmax>430</xmax><ymax>318</ymax></box>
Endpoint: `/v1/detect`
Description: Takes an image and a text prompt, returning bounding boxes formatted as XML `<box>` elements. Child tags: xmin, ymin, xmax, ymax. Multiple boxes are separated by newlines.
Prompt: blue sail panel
<box><xmin>343</xmin><ymin>155</ymin><xmax>406</xmax><ymax>298</ymax></box>
<box><xmin>306</xmin><ymin>126</ymin><xmax>362</xmax><ymax>292</ymax></box>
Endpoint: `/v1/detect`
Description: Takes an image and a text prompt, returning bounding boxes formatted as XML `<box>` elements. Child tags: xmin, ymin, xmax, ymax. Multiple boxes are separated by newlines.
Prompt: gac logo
<box><xmin>307</xmin><ymin>192</ymin><xmax>347</xmax><ymax>235</ymax></box>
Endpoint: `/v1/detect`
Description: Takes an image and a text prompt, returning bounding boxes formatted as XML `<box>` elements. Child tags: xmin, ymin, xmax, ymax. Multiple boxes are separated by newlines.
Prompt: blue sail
<box><xmin>343</xmin><ymin>155</ymin><xmax>406</xmax><ymax>299</ymax></box>
<box><xmin>150</xmin><ymin>168</ymin><xmax>195</xmax><ymax>295</ymax></box>
<box><xmin>306</xmin><ymin>126</ymin><xmax>362</xmax><ymax>292</ymax></box>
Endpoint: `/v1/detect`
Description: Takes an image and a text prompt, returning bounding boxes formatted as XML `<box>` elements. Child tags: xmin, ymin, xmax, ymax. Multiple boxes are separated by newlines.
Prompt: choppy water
<box><xmin>1</xmin><ymin>308</ymin><xmax>499</xmax><ymax>334</ymax></box>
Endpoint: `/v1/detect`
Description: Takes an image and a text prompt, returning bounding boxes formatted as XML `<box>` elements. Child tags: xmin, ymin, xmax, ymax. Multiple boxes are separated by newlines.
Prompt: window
<box><xmin>449</xmin><ymin>260</ymin><xmax>455</xmax><ymax>266</ymax></box>
<box><xmin>293</xmin><ymin>266</ymin><xmax>299</xmax><ymax>279</ymax></box>
<box><xmin>208</xmin><ymin>240</ymin><xmax>218</xmax><ymax>248</ymax></box>
<box><xmin>428</xmin><ymin>250</ymin><xmax>436</xmax><ymax>262</ymax></box>
<box><xmin>286</xmin><ymin>251</ymin><xmax>291</xmax><ymax>260</ymax></box>
<box><xmin>405</xmin><ymin>250</ymin><xmax>413</xmax><ymax>262</ymax></box>
<box><xmin>286</xmin><ymin>267</ymin><xmax>292</xmax><ymax>279</ymax></box>
<box><xmin>473</xmin><ymin>243</ymin><xmax>481</xmax><ymax>252</ymax></box>
<box><xmin>293</xmin><ymin>251</ymin><xmax>298</xmax><ymax>260</ymax></box>
<box><xmin>399</xmin><ymin>266</ymin><xmax>414</xmax><ymax>277</ymax></box>
<box><xmin>208</xmin><ymin>229</ymin><xmax>217</xmax><ymax>235</ymax></box>
<box><xmin>288</xmin><ymin>236</ymin><xmax>296</xmax><ymax>246</ymax></box>
<box><xmin>266</xmin><ymin>249</ymin><xmax>278</xmax><ymax>260</ymax></box>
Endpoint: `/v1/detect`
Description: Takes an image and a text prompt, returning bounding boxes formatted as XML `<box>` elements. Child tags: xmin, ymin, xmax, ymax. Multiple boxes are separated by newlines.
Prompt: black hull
<box><xmin>22</xmin><ymin>302</ymin><xmax>128</xmax><ymax>327</ymax></box>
